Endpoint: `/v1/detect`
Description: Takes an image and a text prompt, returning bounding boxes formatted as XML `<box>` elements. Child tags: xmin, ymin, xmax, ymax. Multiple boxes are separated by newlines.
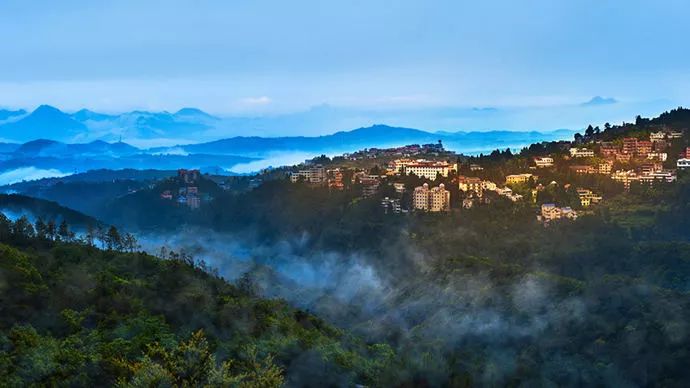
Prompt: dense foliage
<box><xmin>0</xmin><ymin>217</ymin><xmax>400</xmax><ymax>387</ymax></box>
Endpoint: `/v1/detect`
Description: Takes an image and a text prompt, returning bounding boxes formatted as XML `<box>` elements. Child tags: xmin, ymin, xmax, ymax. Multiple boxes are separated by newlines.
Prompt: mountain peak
<box><xmin>33</xmin><ymin>104</ymin><xmax>63</xmax><ymax>114</ymax></box>
<box><xmin>582</xmin><ymin>96</ymin><xmax>617</xmax><ymax>106</ymax></box>
<box><xmin>174</xmin><ymin>107</ymin><xmax>216</xmax><ymax>119</ymax></box>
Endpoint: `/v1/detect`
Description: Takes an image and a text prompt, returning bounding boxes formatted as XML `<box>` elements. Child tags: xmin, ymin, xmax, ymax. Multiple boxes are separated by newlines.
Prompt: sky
<box><xmin>1</xmin><ymin>0</ymin><xmax>689</xmax><ymax>131</ymax></box>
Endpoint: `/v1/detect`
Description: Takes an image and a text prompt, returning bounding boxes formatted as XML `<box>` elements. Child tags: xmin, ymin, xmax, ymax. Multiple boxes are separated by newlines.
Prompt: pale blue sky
<box><xmin>1</xmin><ymin>0</ymin><xmax>689</xmax><ymax>130</ymax></box>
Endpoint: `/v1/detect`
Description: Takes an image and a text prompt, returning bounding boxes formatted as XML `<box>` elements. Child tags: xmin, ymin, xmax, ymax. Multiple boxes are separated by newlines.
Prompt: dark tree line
<box><xmin>0</xmin><ymin>214</ymin><xmax>138</xmax><ymax>253</ymax></box>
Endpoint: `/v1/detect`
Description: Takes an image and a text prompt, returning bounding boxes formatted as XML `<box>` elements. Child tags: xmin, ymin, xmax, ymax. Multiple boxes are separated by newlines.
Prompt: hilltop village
<box><xmin>145</xmin><ymin>109</ymin><xmax>690</xmax><ymax>231</ymax></box>
<box><xmin>281</xmin><ymin>112</ymin><xmax>690</xmax><ymax>224</ymax></box>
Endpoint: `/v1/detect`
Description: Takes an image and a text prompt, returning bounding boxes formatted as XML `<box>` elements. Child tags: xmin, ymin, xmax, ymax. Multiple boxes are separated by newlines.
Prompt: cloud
<box><xmin>239</xmin><ymin>96</ymin><xmax>272</xmax><ymax>105</ymax></box>
<box><xmin>0</xmin><ymin>167</ymin><xmax>69</xmax><ymax>185</ymax></box>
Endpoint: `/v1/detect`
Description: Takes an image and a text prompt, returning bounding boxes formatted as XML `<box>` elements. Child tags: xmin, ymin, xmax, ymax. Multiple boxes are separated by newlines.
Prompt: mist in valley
<box><xmin>133</xmin><ymin>226</ymin><xmax>649</xmax><ymax>386</ymax></box>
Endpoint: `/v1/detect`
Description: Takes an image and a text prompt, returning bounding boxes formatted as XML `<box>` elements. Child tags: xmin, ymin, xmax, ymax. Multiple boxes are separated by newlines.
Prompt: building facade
<box><xmin>413</xmin><ymin>183</ymin><xmax>450</xmax><ymax>212</ymax></box>
<box><xmin>403</xmin><ymin>160</ymin><xmax>456</xmax><ymax>180</ymax></box>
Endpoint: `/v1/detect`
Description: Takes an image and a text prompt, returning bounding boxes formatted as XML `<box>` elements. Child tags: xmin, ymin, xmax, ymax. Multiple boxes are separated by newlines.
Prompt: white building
<box><xmin>403</xmin><ymin>160</ymin><xmax>456</xmax><ymax>180</ymax></box>
<box><xmin>650</xmin><ymin>131</ymin><xmax>666</xmax><ymax>141</ymax></box>
<box><xmin>647</xmin><ymin>152</ymin><xmax>668</xmax><ymax>162</ymax></box>
<box><xmin>678</xmin><ymin>158</ymin><xmax>690</xmax><ymax>169</ymax></box>
<box><xmin>534</xmin><ymin>157</ymin><xmax>554</xmax><ymax>168</ymax></box>
<box><xmin>569</xmin><ymin>148</ymin><xmax>595</xmax><ymax>158</ymax></box>
<box><xmin>639</xmin><ymin>170</ymin><xmax>677</xmax><ymax>184</ymax></box>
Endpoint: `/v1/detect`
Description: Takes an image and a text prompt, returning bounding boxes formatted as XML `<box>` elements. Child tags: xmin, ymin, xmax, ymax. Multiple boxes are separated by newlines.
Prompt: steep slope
<box><xmin>0</xmin><ymin>224</ymin><xmax>400</xmax><ymax>386</ymax></box>
<box><xmin>0</xmin><ymin>194</ymin><xmax>101</xmax><ymax>227</ymax></box>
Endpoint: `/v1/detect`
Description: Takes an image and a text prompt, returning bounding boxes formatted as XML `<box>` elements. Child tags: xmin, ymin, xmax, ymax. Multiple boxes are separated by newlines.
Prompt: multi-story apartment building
<box><xmin>647</xmin><ymin>152</ymin><xmax>668</xmax><ymax>162</ymax></box>
<box><xmin>650</xmin><ymin>131</ymin><xmax>666</xmax><ymax>141</ymax></box>
<box><xmin>598</xmin><ymin>161</ymin><xmax>613</xmax><ymax>174</ymax></box>
<box><xmin>505</xmin><ymin>173</ymin><xmax>534</xmax><ymax>185</ymax></box>
<box><xmin>290</xmin><ymin>165</ymin><xmax>326</xmax><ymax>184</ymax></box>
<box><xmin>615</xmin><ymin>153</ymin><xmax>632</xmax><ymax>163</ymax></box>
<box><xmin>381</xmin><ymin>197</ymin><xmax>402</xmax><ymax>214</ymax></box>
<box><xmin>639</xmin><ymin>170</ymin><xmax>677</xmax><ymax>185</ymax></box>
<box><xmin>359</xmin><ymin>176</ymin><xmax>380</xmax><ymax>197</ymax></box>
<box><xmin>569</xmin><ymin>148</ymin><xmax>595</xmax><ymax>158</ymax></box>
<box><xmin>611</xmin><ymin>170</ymin><xmax>639</xmax><ymax>190</ymax></box>
<box><xmin>413</xmin><ymin>183</ymin><xmax>430</xmax><ymax>211</ymax></box>
<box><xmin>429</xmin><ymin>184</ymin><xmax>451</xmax><ymax>212</ymax></box>
<box><xmin>541</xmin><ymin>204</ymin><xmax>562</xmax><ymax>221</ymax></box>
<box><xmin>403</xmin><ymin>160</ymin><xmax>456</xmax><ymax>180</ymax></box>
<box><xmin>599</xmin><ymin>142</ymin><xmax>619</xmax><ymax>157</ymax></box>
<box><xmin>622</xmin><ymin>138</ymin><xmax>638</xmax><ymax>155</ymax></box>
<box><xmin>640</xmin><ymin>162</ymin><xmax>663</xmax><ymax>174</ymax></box>
<box><xmin>576</xmin><ymin>188</ymin><xmax>602</xmax><ymax>208</ymax></box>
<box><xmin>458</xmin><ymin>176</ymin><xmax>482</xmax><ymax>196</ymax></box>
<box><xmin>636</xmin><ymin>140</ymin><xmax>653</xmax><ymax>155</ymax></box>
<box><xmin>534</xmin><ymin>157</ymin><xmax>554</xmax><ymax>168</ymax></box>
<box><xmin>327</xmin><ymin>169</ymin><xmax>345</xmax><ymax>190</ymax></box>
<box><xmin>413</xmin><ymin>183</ymin><xmax>450</xmax><ymax>212</ymax></box>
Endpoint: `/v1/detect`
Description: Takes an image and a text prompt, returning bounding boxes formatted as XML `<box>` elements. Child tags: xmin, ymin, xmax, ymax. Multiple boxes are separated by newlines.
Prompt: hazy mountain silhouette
<box><xmin>0</xmin><ymin>105</ymin><xmax>86</xmax><ymax>142</ymax></box>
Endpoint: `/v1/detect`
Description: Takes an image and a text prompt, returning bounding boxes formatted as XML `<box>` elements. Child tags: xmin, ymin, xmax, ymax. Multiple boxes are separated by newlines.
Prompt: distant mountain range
<box><xmin>156</xmin><ymin>124</ymin><xmax>574</xmax><ymax>157</ymax></box>
<box><xmin>0</xmin><ymin>104</ymin><xmax>583</xmax><ymax>147</ymax></box>
<box><xmin>0</xmin><ymin>121</ymin><xmax>575</xmax><ymax>183</ymax></box>
<box><xmin>0</xmin><ymin>105</ymin><xmax>218</xmax><ymax>143</ymax></box>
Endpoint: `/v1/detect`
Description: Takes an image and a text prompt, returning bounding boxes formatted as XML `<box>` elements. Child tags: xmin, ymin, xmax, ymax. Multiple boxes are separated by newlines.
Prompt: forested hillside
<box><xmin>0</xmin><ymin>216</ymin><xmax>401</xmax><ymax>387</ymax></box>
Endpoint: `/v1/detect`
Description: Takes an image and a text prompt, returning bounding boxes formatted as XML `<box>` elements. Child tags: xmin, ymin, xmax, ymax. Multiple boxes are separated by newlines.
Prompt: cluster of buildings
<box><xmin>160</xmin><ymin>169</ymin><xmax>204</xmax><ymax>210</ymax></box>
<box><xmin>343</xmin><ymin>141</ymin><xmax>445</xmax><ymax>161</ymax></box>
<box><xmin>611</xmin><ymin>168</ymin><xmax>677</xmax><ymax>189</ymax></box>
<box><xmin>413</xmin><ymin>183</ymin><xmax>451</xmax><ymax>212</ymax></box>
<box><xmin>540</xmin><ymin>130</ymin><xmax>688</xmax><ymax>190</ymax></box>
<box><xmin>457</xmin><ymin>175</ymin><xmax>524</xmax><ymax>202</ymax></box>
<box><xmin>290</xmin><ymin>164</ymin><xmax>386</xmax><ymax>199</ymax></box>
<box><xmin>539</xmin><ymin>203</ymin><xmax>577</xmax><ymax>223</ymax></box>
<box><xmin>677</xmin><ymin>146</ymin><xmax>690</xmax><ymax>169</ymax></box>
